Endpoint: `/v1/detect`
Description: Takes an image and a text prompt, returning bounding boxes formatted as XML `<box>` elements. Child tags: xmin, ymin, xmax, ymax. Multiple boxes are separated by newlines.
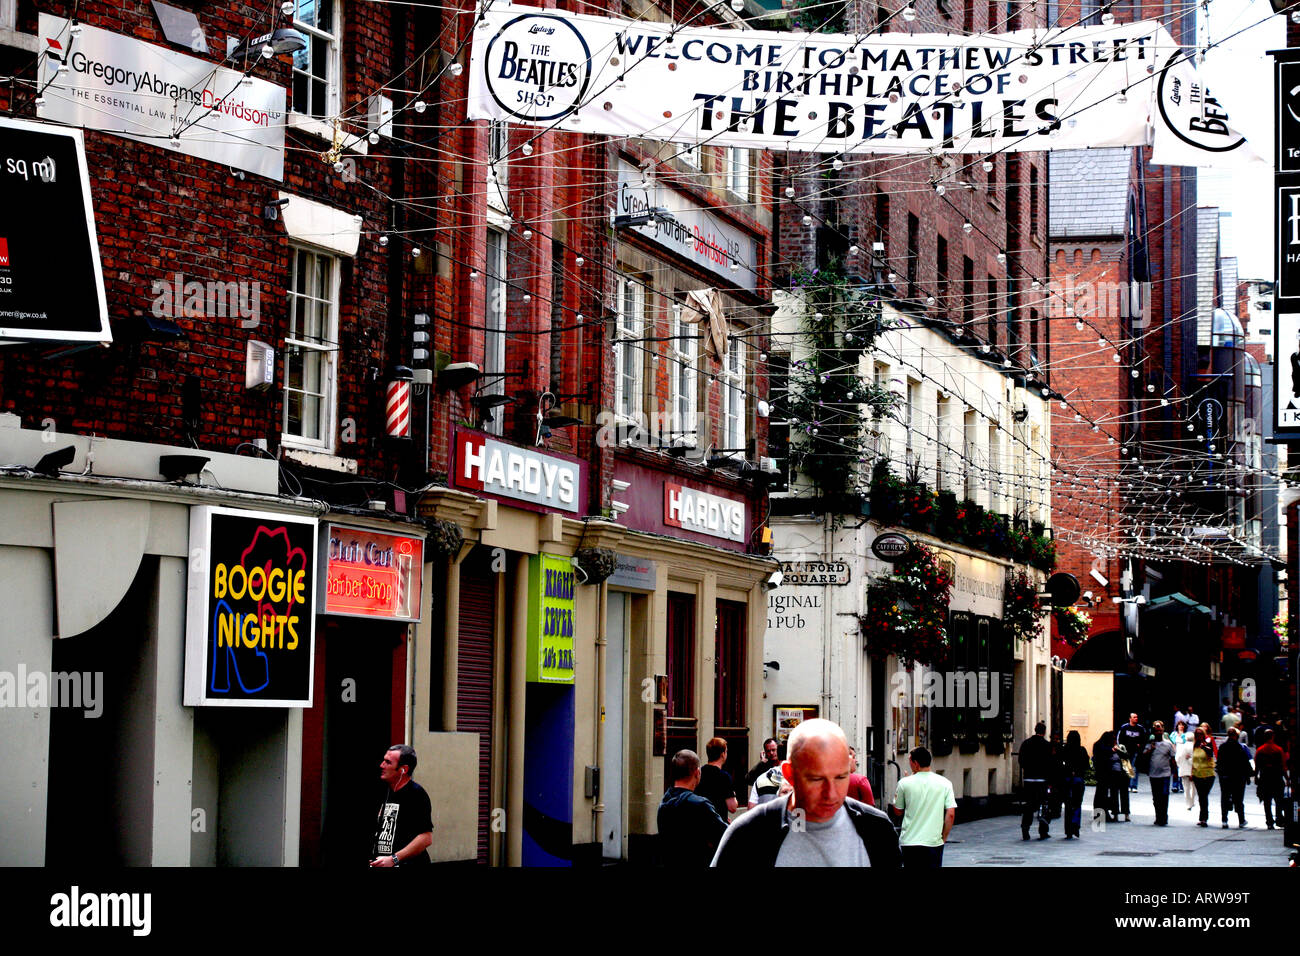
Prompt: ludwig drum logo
<box><xmin>1155</xmin><ymin>51</ymin><xmax>1246</xmax><ymax>155</ymax></box>
<box><xmin>483</xmin><ymin>13</ymin><xmax>591</xmax><ymax>122</ymax></box>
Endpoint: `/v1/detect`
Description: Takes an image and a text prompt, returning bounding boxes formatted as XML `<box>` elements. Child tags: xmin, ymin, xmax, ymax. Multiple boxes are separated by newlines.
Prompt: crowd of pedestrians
<box><xmin>655</xmin><ymin>702</ymin><xmax>1293</xmax><ymax>866</ymax></box>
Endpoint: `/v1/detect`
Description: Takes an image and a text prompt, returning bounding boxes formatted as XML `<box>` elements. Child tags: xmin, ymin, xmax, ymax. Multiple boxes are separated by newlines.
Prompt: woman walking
<box><xmin>1173</xmin><ymin>721</ymin><xmax>1195</xmax><ymax>810</ymax></box>
<box><xmin>1191</xmin><ymin>727</ymin><xmax>1217</xmax><ymax>827</ymax></box>
<box><xmin>1093</xmin><ymin>731</ymin><xmax>1122</xmax><ymax>823</ymax></box>
<box><xmin>1062</xmin><ymin>730</ymin><xmax>1090</xmax><ymax>839</ymax></box>
<box><xmin>1169</xmin><ymin>720</ymin><xmax>1190</xmax><ymax>795</ymax></box>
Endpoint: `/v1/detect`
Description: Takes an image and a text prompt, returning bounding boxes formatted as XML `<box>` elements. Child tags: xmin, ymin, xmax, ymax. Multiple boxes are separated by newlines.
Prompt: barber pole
<box><xmin>386</xmin><ymin>367</ymin><xmax>413</xmax><ymax>439</ymax></box>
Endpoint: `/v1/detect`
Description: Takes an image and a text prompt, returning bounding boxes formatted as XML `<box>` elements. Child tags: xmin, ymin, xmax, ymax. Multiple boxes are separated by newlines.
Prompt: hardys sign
<box><xmin>453</xmin><ymin>428</ymin><xmax>583</xmax><ymax>513</ymax></box>
<box><xmin>469</xmin><ymin>4</ymin><xmax>1257</xmax><ymax>166</ymax></box>
<box><xmin>664</xmin><ymin>483</ymin><xmax>745</xmax><ymax>542</ymax></box>
<box><xmin>184</xmin><ymin>507</ymin><xmax>317</xmax><ymax>707</ymax></box>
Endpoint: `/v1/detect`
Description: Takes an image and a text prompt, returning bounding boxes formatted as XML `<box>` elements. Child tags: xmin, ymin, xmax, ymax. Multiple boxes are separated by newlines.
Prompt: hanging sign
<box><xmin>871</xmin><ymin>532</ymin><xmax>913</xmax><ymax>562</ymax></box>
<box><xmin>0</xmin><ymin>117</ymin><xmax>110</xmax><ymax>344</ymax></box>
<box><xmin>468</xmin><ymin>5</ymin><xmax>1257</xmax><ymax>165</ymax></box>
<box><xmin>452</xmin><ymin>427</ymin><xmax>584</xmax><ymax>513</ymax></box>
<box><xmin>526</xmin><ymin>552</ymin><xmax>576</xmax><ymax>683</ymax></box>
<box><xmin>1277</xmin><ymin>312</ymin><xmax>1300</xmax><ymax>434</ymax></box>
<box><xmin>322</xmin><ymin>525</ymin><xmax>424</xmax><ymax>622</ymax></box>
<box><xmin>184</xmin><ymin>507</ymin><xmax>317</xmax><ymax>707</ymax></box>
<box><xmin>37</xmin><ymin>15</ymin><xmax>286</xmax><ymax>180</ymax></box>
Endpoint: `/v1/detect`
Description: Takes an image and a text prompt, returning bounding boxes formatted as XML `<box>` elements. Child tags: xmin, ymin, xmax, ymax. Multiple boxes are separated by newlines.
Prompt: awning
<box><xmin>1145</xmin><ymin>592</ymin><xmax>1212</xmax><ymax>615</ymax></box>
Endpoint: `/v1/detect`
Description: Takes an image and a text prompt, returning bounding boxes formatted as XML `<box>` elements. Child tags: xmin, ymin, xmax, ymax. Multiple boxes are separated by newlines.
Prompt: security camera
<box><xmin>765</xmin><ymin>569</ymin><xmax>783</xmax><ymax>591</ymax></box>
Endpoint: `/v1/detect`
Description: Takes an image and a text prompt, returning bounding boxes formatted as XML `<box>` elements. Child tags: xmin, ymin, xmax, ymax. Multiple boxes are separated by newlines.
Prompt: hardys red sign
<box><xmin>452</xmin><ymin>428</ymin><xmax>584</xmax><ymax>513</ymax></box>
<box><xmin>664</xmin><ymin>483</ymin><xmax>745</xmax><ymax>543</ymax></box>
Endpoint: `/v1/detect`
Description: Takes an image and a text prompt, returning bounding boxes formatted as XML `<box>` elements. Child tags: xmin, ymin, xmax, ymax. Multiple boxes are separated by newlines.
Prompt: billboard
<box><xmin>0</xmin><ymin>117</ymin><xmax>109</xmax><ymax>344</ymax></box>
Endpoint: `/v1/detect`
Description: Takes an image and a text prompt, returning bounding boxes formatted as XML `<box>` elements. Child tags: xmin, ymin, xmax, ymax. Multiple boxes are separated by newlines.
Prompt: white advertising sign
<box><xmin>454</xmin><ymin>428</ymin><xmax>582</xmax><ymax>513</ymax></box>
<box><xmin>37</xmin><ymin>15</ymin><xmax>286</xmax><ymax>181</ymax></box>
<box><xmin>1276</xmin><ymin>312</ymin><xmax>1300</xmax><ymax>433</ymax></box>
<box><xmin>664</xmin><ymin>482</ymin><xmax>744</xmax><ymax>542</ymax></box>
<box><xmin>614</xmin><ymin>159</ymin><xmax>758</xmax><ymax>291</ymax></box>
<box><xmin>468</xmin><ymin>5</ymin><xmax>1258</xmax><ymax>165</ymax></box>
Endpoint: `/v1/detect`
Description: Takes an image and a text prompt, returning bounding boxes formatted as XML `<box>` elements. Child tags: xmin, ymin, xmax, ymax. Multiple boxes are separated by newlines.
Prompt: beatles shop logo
<box><xmin>1155</xmin><ymin>50</ymin><xmax>1246</xmax><ymax>155</ymax></box>
<box><xmin>483</xmin><ymin>13</ymin><xmax>592</xmax><ymax>122</ymax></box>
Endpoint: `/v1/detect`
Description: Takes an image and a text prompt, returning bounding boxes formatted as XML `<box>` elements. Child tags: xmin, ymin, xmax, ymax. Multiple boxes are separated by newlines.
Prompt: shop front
<box><xmin>604</xmin><ymin>456</ymin><xmax>773</xmax><ymax>864</ymax></box>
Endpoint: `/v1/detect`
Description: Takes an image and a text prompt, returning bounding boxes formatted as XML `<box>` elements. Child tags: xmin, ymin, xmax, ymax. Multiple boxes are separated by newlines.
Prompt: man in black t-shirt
<box><xmin>696</xmin><ymin>736</ymin><xmax>739</xmax><ymax>821</ymax></box>
<box><xmin>370</xmin><ymin>744</ymin><xmax>433</xmax><ymax>867</ymax></box>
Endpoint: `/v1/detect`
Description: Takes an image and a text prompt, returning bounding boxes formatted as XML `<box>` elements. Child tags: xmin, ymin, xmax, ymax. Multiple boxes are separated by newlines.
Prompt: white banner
<box><xmin>613</xmin><ymin>158</ymin><xmax>758</xmax><ymax>290</ymax></box>
<box><xmin>468</xmin><ymin>4</ymin><xmax>1259</xmax><ymax>166</ymax></box>
<box><xmin>37</xmin><ymin>15</ymin><xmax>286</xmax><ymax>181</ymax></box>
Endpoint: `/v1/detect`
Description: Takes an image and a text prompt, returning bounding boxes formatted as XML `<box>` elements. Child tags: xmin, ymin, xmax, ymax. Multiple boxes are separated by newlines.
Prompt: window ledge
<box><xmin>282</xmin><ymin>446</ymin><xmax>357</xmax><ymax>473</ymax></box>
<box><xmin>0</xmin><ymin>27</ymin><xmax>39</xmax><ymax>52</ymax></box>
<box><xmin>287</xmin><ymin>113</ymin><xmax>369</xmax><ymax>155</ymax></box>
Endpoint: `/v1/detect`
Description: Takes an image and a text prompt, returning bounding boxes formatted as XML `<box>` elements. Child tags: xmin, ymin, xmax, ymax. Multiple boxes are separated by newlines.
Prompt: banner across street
<box><xmin>469</xmin><ymin>3</ymin><xmax>1259</xmax><ymax>166</ymax></box>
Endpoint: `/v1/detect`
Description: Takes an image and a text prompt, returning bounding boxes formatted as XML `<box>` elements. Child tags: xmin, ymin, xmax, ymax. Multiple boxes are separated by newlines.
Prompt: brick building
<box><xmin>765</xmin><ymin>0</ymin><xmax>1056</xmax><ymax>812</ymax></box>
<box><xmin>0</xmin><ymin>0</ymin><xmax>777</xmax><ymax>867</ymax></box>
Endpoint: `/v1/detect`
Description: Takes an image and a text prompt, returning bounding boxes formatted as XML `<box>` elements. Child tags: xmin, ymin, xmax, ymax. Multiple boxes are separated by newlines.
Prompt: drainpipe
<box><xmin>592</xmin><ymin>578</ymin><xmax>608</xmax><ymax>845</ymax></box>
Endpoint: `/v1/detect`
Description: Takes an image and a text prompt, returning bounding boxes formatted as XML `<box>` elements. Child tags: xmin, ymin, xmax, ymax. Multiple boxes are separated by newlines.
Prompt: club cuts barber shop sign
<box><xmin>184</xmin><ymin>506</ymin><xmax>317</xmax><ymax>707</ymax></box>
<box><xmin>322</xmin><ymin>525</ymin><xmax>423</xmax><ymax>622</ymax></box>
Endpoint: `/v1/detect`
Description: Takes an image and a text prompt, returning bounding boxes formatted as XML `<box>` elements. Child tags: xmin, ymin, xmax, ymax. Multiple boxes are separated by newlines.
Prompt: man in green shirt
<box><xmin>892</xmin><ymin>746</ymin><xmax>957</xmax><ymax>868</ymax></box>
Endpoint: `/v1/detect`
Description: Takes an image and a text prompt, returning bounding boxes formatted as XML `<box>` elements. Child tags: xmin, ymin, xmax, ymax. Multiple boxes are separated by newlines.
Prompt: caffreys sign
<box><xmin>482</xmin><ymin>12</ymin><xmax>592</xmax><ymax>122</ymax></box>
<box><xmin>871</xmin><ymin>532</ymin><xmax>913</xmax><ymax>562</ymax></box>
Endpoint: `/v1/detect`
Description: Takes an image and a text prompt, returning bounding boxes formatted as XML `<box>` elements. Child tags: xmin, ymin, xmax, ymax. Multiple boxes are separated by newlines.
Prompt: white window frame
<box><xmin>721</xmin><ymin>335</ymin><xmax>747</xmax><ymax>456</ymax></box>
<box><xmin>487</xmin><ymin>120</ymin><xmax>509</xmax><ymax>214</ymax></box>
<box><xmin>614</xmin><ymin>274</ymin><xmax>645</xmax><ymax>429</ymax></box>
<box><xmin>482</xmin><ymin>227</ymin><xmax>508</xmax><ymax>436</ymax></box>
<box><xmin>282</xmin><ymin>246</ymin><xmax>341</xmax><ymax>452</ymax></box>
<box><xmin>668</xmin><ymin>304</ymin><xmax>698</xmax><ymax>447</ymax></box>
<box><xmin>726</xmin><ymin>147</ymin><xmax>751</xmax><ymax>201</ymax></box>
<box><xmin>291</xmin><ymin>0</ymin><xmax>342</xmax><ymax>121</ymax></box>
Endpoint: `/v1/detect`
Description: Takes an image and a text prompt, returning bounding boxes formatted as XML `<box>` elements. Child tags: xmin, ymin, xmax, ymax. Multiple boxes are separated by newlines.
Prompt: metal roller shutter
<box><xmin>457</xmin><ymin>565</ymin><xmax>496</xmax><ymax>865</ymax></box>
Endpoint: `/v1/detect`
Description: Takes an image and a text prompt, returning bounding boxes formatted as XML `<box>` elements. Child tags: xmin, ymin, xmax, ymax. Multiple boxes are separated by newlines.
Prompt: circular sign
<box><xmin>871</xmin><ymin>532</ymin><xmax>913</xmax><ymax>562</ymax></box>
<box><xmin>1044</xmin><ymin>572</ymin><xmax>1081</xmax><ymax>608</ymax></box>
<box><xmin>1154</xmin><ymin>51</ymin><xmax>1246</xmax><ymax>155</ymax></box>
<box><xmin>483</xmin><ymin>14</ymin><xmax>592</xmax><ymax>123</ymax></box>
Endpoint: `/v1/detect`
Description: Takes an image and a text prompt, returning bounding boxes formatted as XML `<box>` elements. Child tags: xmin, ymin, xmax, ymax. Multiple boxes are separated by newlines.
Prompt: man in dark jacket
<box><xmin>1116</xmin><ymin>713</ymin><xmax>1147</xmax><ymax>802</ymax></box>
<box><xmin>1144</xmin><ymin>721</ymin><xmax>1177</xmax><ymax>826</ymax></box>
<box><xmin>1217</xmin><ymin>727</ymin><xmax>1254</xmax><ymax>829</ymax></box>
<box><xmin>658</xmin><ymin>750</ymin><xmax>727</xmax><ymax>866</ymax></box>
<box><xmin>711</xmin><ymin>719</ymin><xmax>900</xmax><ymax>867</ymax></box>
<box><xmin>1019</xmin><ymin>721</ymin><xmax>1057</xmax><ymax>840</ymax></box>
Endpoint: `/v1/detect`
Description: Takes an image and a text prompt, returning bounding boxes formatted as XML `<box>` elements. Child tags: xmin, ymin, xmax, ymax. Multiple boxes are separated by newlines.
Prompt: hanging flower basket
<box><xmin>860</xmin><ymin>542</ymin><xmax>953</xmax><ymax>666</ymax></box>
<box><xmin>573</xmin><ymin>547</ymin><xmax>617</xmax><ymax>585</ymax></box>
<box><xmin>1004</xmin><ymin>569</ymin><xmax>1047</xmax><ymax>643</ymax></box>
<box><xmin>424</xmin><ymin>518</ymin><xmax>464</xmax><ymax>558</ymax></box>
<box><xmin>1055</xmin><ymin>606</ymin><xmax>1092</xmax><ymax>647</ymax></box>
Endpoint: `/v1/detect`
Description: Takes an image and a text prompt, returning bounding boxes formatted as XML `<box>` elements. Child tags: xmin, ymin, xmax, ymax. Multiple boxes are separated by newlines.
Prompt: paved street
<box><xmin>944</xmin><ymin>783</ymin><xmax>1296</xmax><ymax>866</ymax></box>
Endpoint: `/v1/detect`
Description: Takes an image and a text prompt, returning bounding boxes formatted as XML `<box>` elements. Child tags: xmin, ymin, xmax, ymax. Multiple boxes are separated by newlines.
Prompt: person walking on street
<box><xmin>1217</xmin><ymin>726</ymin><xmax>1253</xmax><ymax>829</ymax></box>
<box><xmin>1093</xmin><ymin>731</ymin><xmax>1121</xmax><ymax>823</ymax></box>
<box><xmin>1061</xmin><ymin>730</ymin><xmax>1090</xmax><ymax>839</ymax></box>
<box><xmin>1116</xmin><ymin>713</ymin><xmax>1147</xmax><ymax>802</ymax></box>
<box><xmin>658</xmin><ymin>750</ymin><xmax>728</xmax><ymax>867</ymax></box>
<box><xmin>696</xmin><ymin>737</ymin><xmax>739</xmax><ymax>821</ymax></box>
<box><xmin>746</xmin><ymin>737</ymin><xmax>780</xmax><ymax>788</ymax></box>
<box><xmin>710</xmin><ymin>719</ymin><xmax>901</xmax><ymax>868</ymax></box>
<box><xmin>892</xmin><ymin>746</ymin><xmax>957</xmax><ymax>867</ymax></box>
<box><xmin>1144</xmin><ymin>721</ymin><xmax>1177</xmax><ymax>826</ymax></box>
<box><xmin>1174</xmin><ymin>722</ymin><xmax>1196</xmax><ymax>810</ymax></box>
<box><xmin>1169</xmin><ymin>720</ymin><xmax>1190</xmax><ymax>794</ymax></box>
<box><xmin>1019</xmin><ymin>721</ymin><xmax>1056</xmax><ymax>840</ymax></box>
<box><xmin>1254</xmin><ymin>729</ymin><xmax>1290</xmax><ymax>830</ymax></box>
<box><xmin>1191</xmin><ymin>727</ymin><xmax>1217</xmax><ymax>827</ymax></box>
<box><xmin>847</xmin><ymin>746</ymin><xmax>875</xmax><ymax>806</ymax></box>
<box><xmin>370</xmin><ymin>745</ymin><xmax>433</xmax><ymax>867</ymax></box>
